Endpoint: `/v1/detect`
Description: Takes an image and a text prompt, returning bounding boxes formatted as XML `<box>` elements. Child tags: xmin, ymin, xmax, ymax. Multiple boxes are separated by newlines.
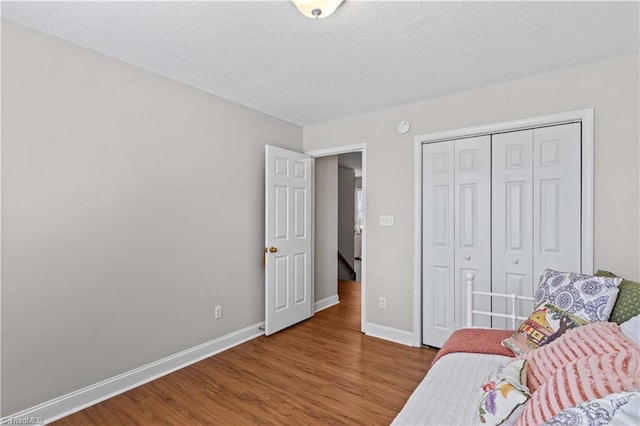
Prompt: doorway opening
<box><xmin>307</xmin><ymin>144</ymin><xmax>366</xmax><ymax>333</ymax></box>
<box><xmin>337</xmin><ymin>152</ymin><xmax>363</xmax><ymax>331</ymax></box>
<box><xmin>337</xmin><ymin>152</ymin><xmax>362</xmax><ymax>282</ymax></box>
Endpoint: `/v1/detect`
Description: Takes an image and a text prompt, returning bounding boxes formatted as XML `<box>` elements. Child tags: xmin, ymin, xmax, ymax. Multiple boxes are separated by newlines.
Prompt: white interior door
<box><xmin>533</xmin><ymin>123</ymin><xmax>581</xmax><ymax>278</ymax></box>
<box><xmin>265</xmin><ymin>145</ymin><xmax>313</xmax><ymax>335</ymax></box>
<box><xmin>492</xmin><ymin>130</ymin><xmax>534</xmax><ymax>329</ymax></box>
<box><xmin>422</xmin><ymin>141</ymin><xmax>455</xmax><ymax>347</ymax></box>
<box><xmin>454</xmin><ymin>136</ymin><xmax>491</xmax><ymax>329</ymax></box>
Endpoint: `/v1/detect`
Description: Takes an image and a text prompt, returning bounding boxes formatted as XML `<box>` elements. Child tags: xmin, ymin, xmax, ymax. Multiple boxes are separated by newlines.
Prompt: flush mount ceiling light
<box><xmin>293</xmin><ymin>0</ymin><xmax>344</xmax><ymax>19</ymax></box>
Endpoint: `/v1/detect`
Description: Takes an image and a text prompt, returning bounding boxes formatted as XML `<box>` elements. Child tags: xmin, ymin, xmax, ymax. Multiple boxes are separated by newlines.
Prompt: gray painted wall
<box><xmin>304</xmin><ymin>54</ymin><xmax>640</xmax><ymax>333</ymax></box>
<box><xmin>314</xmin><ymin>157</ymin><xmax>338</xmax><ymax>302</ymax></box>
<box><xmin>3</xmin><ymin>17</ymin><xmax>638</xmax><ymax>418</ymax></box>
<box><xmin>1</xmin><ymin>20</ymin><xmax>302</xmax><ymax>415</ymax></box>
<box><xmin>337</xmin><ymin>166</ymin><xmax>355</xmax><ymax>280</ymax></box>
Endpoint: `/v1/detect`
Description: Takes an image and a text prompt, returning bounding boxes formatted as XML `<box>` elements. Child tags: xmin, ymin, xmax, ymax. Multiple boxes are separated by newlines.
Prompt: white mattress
<box><xmin>392</xmin><ymin>352</ymin><xmax>512</xmax><ymax>426</ymax></box>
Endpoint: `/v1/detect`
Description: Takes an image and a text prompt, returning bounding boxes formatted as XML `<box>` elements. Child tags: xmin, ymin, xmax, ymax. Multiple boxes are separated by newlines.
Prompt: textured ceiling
<box><xmin>2</xmin><ymin>1</ymin><xmax>638</xmax><ymax>126</ymax></box>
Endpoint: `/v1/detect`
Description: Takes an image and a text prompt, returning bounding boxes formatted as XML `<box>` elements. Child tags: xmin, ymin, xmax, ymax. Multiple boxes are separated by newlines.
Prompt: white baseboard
<box><xmin>314</xmin><ymin>295</ymin><xmax>339</xmax><ymax>312</ymax></box>
<box><xmin>364</xmin><ymin>322</ymin><xmax>416</xmax><ymax>347</ymax></box>
<box><xmin>2</xmin><ymin>322</ymin><xmax>265</xmax><ymax>425</ymax></box>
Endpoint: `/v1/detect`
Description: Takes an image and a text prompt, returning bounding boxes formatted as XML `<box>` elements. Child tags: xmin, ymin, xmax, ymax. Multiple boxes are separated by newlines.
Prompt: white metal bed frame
<box><xmin>465</xmin><ymin>272</ymin><xmax>535</xmax><ymax>329</ymax></box>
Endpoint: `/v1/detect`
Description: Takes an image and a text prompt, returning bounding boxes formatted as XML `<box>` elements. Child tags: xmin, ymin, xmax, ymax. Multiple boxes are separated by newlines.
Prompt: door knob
<box><xmin>513</xmin><ymin>259</ymin><xmax>519</xmax><ymax>264</ymax></box>
<box><xmin>269</xmin><ymin>247</ymin><xmax>278</xmax><ymax>253</ymax></box>
<box><xmin>464</xmin><ymin>255</ymin><xmax>471</xmax><ymax>260</ymax></box>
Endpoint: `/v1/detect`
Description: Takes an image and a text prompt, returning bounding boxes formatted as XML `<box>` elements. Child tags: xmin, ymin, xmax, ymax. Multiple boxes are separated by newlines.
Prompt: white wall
<box><xmin>314</xmin><ymin>156</ymin><xmax>338</xmax><ymax>302</ymax></box>
<box><xmin>1</xmin><ymin>20</ymin><xmax>302</xmax><ymax>415</ymax></box>
<box><xmin>303</xmin><ymin>54</ymin><xmax>640</xmax><ymax>333</ymax></box>
<box><xmin>338</xmin><ymin>166</ymin><xmax>355</xmax><ymax>280</ymax></box>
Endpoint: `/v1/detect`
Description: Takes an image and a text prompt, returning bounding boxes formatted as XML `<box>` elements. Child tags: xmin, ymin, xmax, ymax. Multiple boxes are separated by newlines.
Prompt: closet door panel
<box><xmin>422</xmin><ymin>141</ymin><xmax>455</xmax><ymax>347</ymax></box>
<box><xmin>492</xmin><ymin>130</ymin><xmax>534</xmax><ymax>329</ymax></box>
<box><xmin>533</xmin><ymin>123</ymin><xmax>581</xmax><ymax>280</ymax></box>
<box><xmin>454</xmin><ymin>136</ymin><xmax>491</xmax><ymax>329</ymax></box>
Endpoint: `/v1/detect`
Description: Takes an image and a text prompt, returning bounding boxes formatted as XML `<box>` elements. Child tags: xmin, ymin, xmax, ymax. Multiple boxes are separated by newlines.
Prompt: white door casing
<box><xmin>454</xmin><ymin>136</ymin><xmax>492</xmax><ymax>329</ymax></box>
<box><xmin>422</xmin><ymin>141</ymin><xmax>455</xmax><ymax>347</ymax></box>
<box><xmin>305</xmin><ymin>143</ymin><xmax>368</xmax><ymax>337</ymax></box>
<box><xmin>265</xmin><ymin>145</ymin><xmax>313</xmax><ymax>335</ymax></box>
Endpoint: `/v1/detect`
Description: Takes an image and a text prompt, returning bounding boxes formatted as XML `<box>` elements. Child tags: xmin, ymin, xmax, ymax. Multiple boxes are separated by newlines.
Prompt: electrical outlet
<box><xmin>379</xmin><ymin>297</ymin><xmax>386</xmax><ymax>309</ymax></box>
<box><xmin>214</xmin><ymin>305</ymin><xmax>222</xmax><ymax>320</ymax></box>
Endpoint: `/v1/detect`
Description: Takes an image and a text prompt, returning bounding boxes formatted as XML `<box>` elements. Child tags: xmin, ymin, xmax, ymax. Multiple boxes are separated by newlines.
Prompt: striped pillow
<box><xmin>516</xmin><ymin>349</ymin><xmax>640</xmax><ymax>425</ymax></box>
<box><xmin>523</xmin><ymin>321</ymin><xmax>636</xmax><ymax>392</ymax></box>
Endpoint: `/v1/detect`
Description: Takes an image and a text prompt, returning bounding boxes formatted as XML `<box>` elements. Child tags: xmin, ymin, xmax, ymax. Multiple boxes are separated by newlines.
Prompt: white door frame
<box><xmin>306</xmin><ymin>143</ymin><xmax>367</xmax><ymax>334</ymax></box>
<box><xmin>413</xmin><ymin>109</ymin><xmax>594</xmax><ymax>346</ymax></box>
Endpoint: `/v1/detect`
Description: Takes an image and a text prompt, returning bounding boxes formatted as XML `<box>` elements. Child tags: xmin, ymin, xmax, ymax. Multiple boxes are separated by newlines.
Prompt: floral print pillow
<box><xmin>542</xmin><ymin>390</ymin><xmax>640</xmax><ymax>426</ymax></box>
<box><xmin>478</xmin><ymin>359</ymin><xmax>530</xmax><ymax>425</ymax></box>
<box><xmin>533</xmin><ymin>269</ymin><xmax>622</xmax><ymax>323</ymax></box>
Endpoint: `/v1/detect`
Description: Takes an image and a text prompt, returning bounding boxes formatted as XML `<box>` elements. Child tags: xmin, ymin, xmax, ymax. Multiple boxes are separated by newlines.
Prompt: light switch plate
<box><xmin>379</xmin><ymin>215</ymin><xmax>394</xmax><ymax>227</ymax></box>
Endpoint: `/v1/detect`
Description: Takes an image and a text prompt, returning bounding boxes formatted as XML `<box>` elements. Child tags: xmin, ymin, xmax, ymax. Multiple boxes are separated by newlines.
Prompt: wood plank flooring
<box><xmin>55</xmin><ymin>280</ymin><xmax>438</xmax><ymax>425</ymax></box>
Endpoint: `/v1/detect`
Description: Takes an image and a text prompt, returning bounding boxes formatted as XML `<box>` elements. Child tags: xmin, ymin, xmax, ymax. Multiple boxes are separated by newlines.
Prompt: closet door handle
<box><xmin>513</xmin><ymin>259</ymin><xmax>519</xmax><ymax>265</ymax></box>
<box><xmin>464</xmin><ymin>255</ymin><xmax>471</xmax><ymax>260</ymax></box>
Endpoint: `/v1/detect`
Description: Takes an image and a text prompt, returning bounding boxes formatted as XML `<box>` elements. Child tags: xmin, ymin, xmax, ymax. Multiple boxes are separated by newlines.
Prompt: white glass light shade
<box><xmin>293</xmin><ymin>0</ymin><xmax>344</xmax><ymax>19</ymax></box>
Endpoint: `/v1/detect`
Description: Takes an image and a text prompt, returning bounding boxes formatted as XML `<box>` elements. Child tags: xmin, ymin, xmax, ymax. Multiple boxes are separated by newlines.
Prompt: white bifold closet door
<box><xmin>491</xmin><ymin>130</ymin><xmax>535</xmax><ymax>329</ymax></box>
<box><xmin>422</xmin><ymin>136</ymin><xmax>491</xmax><ymax>348</ymax></box>
<box><xmin>491</xmin><ymin>123</ymin><xmax>581</xmax><ymax>328</ymax></box>
<box><xmin>422</xmin><ymin>122</ymin><xmax>582</xmax><ymax>345</ymax></box>
<box><xmin>422</xmin><ymin>141</ymin><xmax>455</xmax><ymax>347</ymax></box>
<box><xmin>454</xmin><ymin>137</ymin><xmax>491</xmax><ymax>330</ymax></box>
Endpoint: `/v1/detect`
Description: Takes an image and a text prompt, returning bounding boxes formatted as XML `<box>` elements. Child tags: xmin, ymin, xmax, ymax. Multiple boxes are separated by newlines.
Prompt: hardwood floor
<box><xmin>55</xmin><ymin>281</ymin><xmax>438</xmax><ymax>425</ymax></box>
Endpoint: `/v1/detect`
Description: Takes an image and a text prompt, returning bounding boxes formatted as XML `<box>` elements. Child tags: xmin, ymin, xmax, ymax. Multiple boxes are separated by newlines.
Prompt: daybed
<box><xmin>393</xmin><ymin>269</ymin><xmax>640</xmax><ymax>426</ymax></box>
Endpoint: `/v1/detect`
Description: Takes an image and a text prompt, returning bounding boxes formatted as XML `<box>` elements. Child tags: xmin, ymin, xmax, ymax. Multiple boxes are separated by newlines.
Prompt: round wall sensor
<box><xmin>397</xmin><ymin>120</ymin><xmax>411</xmax><ymax>134</ymax></box>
